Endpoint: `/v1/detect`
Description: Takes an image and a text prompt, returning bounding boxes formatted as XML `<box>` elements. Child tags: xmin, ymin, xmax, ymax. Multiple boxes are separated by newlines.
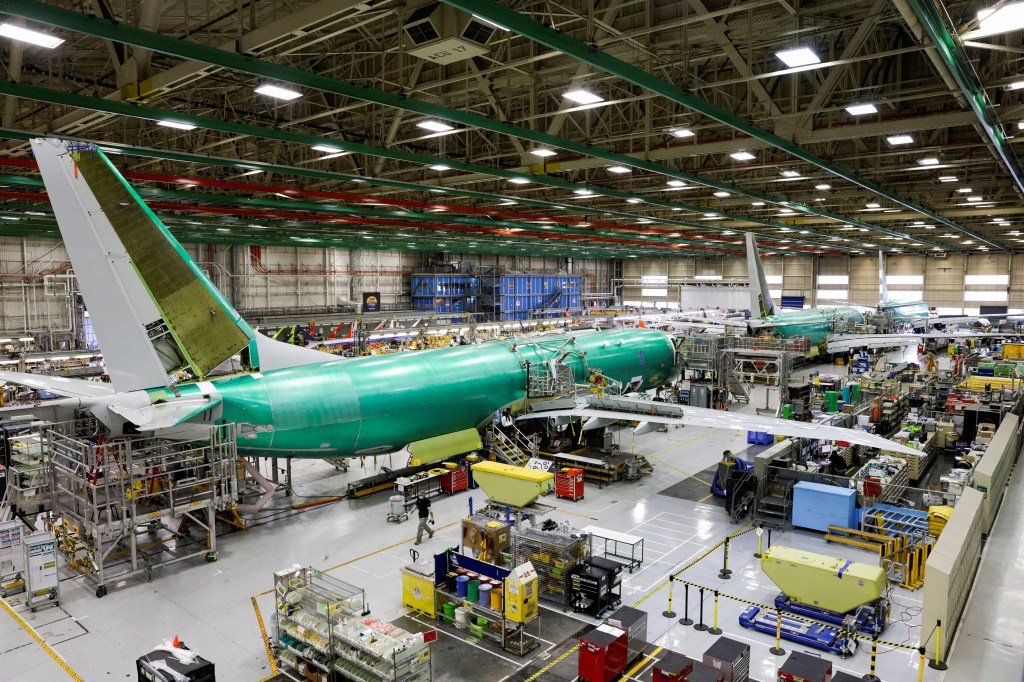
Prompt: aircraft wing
<box><xmin>519</xmin><ymin>394</ymin><xmax>923</xmax><ymax>457</ymax></box>
<box><xmin>0</xmin><ymin>371</ymin><xmax>116</xmax><ymax>399</ymax></box>
<box><xmin>107</xmin><ymin>394</ymin><xmax>222</xmax><ymax>431</ymax></box>
<box><xmin>827</xmin><ymin>332</ymin><xmax>1016</xmax><ymax>353</ymax></box>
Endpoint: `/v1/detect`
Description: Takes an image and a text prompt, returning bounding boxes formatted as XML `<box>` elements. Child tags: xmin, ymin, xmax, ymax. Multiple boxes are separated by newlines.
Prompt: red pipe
<box><xmin>0</xmin><ymin>263</ymin><xmax>71</xmax><ymax>279</ymax></box>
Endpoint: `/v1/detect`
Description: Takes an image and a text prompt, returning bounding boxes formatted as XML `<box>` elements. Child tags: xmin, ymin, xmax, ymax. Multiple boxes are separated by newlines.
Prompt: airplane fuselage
<box><xmin>163</xmin><ymin>328</ymin><xmax>677</xmax><ymax>458</ymax></box>
<box><xmin>750</xmin><ymin>307</ymin><xmax>865</xmax><ymax>347</ymax></box>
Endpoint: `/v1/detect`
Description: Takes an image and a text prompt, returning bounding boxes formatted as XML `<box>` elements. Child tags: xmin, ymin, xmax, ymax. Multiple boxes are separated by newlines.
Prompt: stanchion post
<box><xmin>928</xmin><ymin>619</ymin><xmax>948</xmax><ymax>670</ymax></box>
<box><xmin>719</xmin><ymin>538</ymin><xmax>732</xmax><ymax>579</ymax></box>
<box><xmin>769</xmin><ymin>611</ymin><xmax>785</xmax><ymax>656</ymax></box>
<box><xmin>708</xmin><ymin>591</ymin><xmax>723</xmax><ymax>635</ymax></box>
<box><xmin>862</xmin><ymin>636</ymin><xmax>880</xmax><ymax>681</ymax></box>
<box><xmin>694</xmin><ymin>587</ymin><xmax>708</xmax><ymax>631</ymax></box>
<box><xmin>917</xmin><ymin>647</ymin><xmax>926</xmax><ymax>682</ymax></box>
<box><xmin>767</xmin><ymin>527</ymin><xmax>772</xmax><ymax>551</ymax></box>
<box><xmin>679</xmin><ymin>583</ymin><xmax>693</xmax><ymax>626</ymax></box>
<box><xmin>662</xmin><ymin>576</ymin><xmax>677</xmax><ymax>618</ymax></box>
<box><xmin>754</xmin><ymin>525</ymin><xmax>764</xmax><ymax>558</ymax></box>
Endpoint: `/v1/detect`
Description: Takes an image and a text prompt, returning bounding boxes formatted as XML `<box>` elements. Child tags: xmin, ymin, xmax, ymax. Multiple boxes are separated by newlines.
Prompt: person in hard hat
<box><xmin>414</xmin><ymin>491</ymin><xmax>435</xmax><ymax>545</ymax></box>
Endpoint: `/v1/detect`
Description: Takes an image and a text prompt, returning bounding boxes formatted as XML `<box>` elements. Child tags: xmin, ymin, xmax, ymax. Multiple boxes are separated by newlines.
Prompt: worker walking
<box><xmin>414</xmin><ymin>491</ymin><xmax>435</xmax><ymax>545</ymax></box>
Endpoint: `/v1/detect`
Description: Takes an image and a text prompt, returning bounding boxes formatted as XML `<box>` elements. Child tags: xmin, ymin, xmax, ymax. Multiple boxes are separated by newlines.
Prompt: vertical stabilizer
<box><xmin>878</xmin><ymin>251</ymin><xmax>889</xmax><ymax>303</ymax></box>
<box><xmin>32</xmin><ymin>139</ymin><xmax>334</xmax><ymax>391</ymax></box>
<box><xmin>745</xmin><ymin>233</ymin><xmax>777</xmax><ymax>317</ymax></box>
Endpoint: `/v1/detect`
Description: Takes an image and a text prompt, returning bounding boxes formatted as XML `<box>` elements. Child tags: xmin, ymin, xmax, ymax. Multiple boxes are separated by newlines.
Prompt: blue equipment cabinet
<box><xmin>791</xmin><ymin>482</ymin><xmax>857</xmax><ymax>532</ymax></box>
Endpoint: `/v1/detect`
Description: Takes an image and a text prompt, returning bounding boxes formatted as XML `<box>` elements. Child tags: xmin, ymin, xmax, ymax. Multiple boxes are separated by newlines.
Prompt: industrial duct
<box><xmin>403</xmin><ymin>2</ymin><xmax>495</xmax><ymax>64</ymax></box>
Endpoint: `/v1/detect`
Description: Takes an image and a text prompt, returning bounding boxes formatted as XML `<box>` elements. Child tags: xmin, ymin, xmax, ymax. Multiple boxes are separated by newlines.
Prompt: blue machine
<box><xmin>739</xmin><ymin>606</ymin><xmax>858</xmax><ymax>657</ymax></box>
<box><xmin>773</xmin><ymin>593</ymin><xmax>888</xmax><ymax>636</ymax></box>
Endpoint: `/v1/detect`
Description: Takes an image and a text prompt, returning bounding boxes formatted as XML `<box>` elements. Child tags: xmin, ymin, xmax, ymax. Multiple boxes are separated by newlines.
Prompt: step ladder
<box><xmin>635</xmin><ymin>455</ymin><xmax>654</xmax><ymax>474</ymax></box>
<box><xmin>487</xmin><ymin>425</ymin><xmax>533</xmax><ymax>467</ymax></box>
<box><xmin>727</xmin><ymin>377</ymin><xmax>750</xmax><ymax>404</ymax></box>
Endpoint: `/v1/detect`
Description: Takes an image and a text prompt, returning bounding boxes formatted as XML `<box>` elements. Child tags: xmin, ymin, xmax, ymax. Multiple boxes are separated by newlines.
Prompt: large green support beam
<box><xmin>904</xmin><ymin>0</ymin><xmax>1024</xmax><ymax>198</ymax></box>
<box><xmin>0</xmin><ymin>0</ymin><xmax>951</xmax><ymax>250</ymax></box>
<box><xmin>440</xmin><ymin>0</ymin><xmax>1005</xmax><ymax>251</ymax></box>
<box><xmin>0</xmin><ymin>89</ymin><xmax>884</xmax><ymax>253</ymax></box>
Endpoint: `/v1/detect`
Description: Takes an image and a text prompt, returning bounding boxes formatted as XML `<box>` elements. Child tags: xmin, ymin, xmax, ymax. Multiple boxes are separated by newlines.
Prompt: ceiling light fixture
<box><xmin>967</xmin><ymin>196</ymin><xmax>984</xmax><ymax>202</ymax></box>
<box><xmin>865</xmin><ymin>202</ymin><xmax>881</xmax><ymax>208</ymax></box>
<box><xmin>713</xmin><ymin>191</ymin><xmax>730</xmax><ymax>198</ymax></box>
<box><xmin>416</xmin><ymin>120</ymin><xmax>454</xmax><ymax>132</ymax></box>
<box><xmin>886</xmin><ymin>134</ymin><xmax>914</xmax><ymax>145</ymax></box>
<box><xmin>507</xmin><ymin>177</ymin><xmax>531</xmax><ymax>184</ymax></box>
<box><xmin>428</xmin><ymin>165</ymin><xmax>451</xmax><ymax>171</ymax></box>
<box><xmin>917</xmin><ymin>157</ymin><xmax>940</xmax><ymax>166</ymax></box>
<box><xmin>730</xmin><ymin>151</ymin><xmax>756</xmax><ymax>161</ymax></box>
<box><xmin>669</xmin><ymin>128</ymin><xmax>695</xmax><ymax>138</ymax></box>
<box><xmin>311</xmin><ymin>144</ymin><xmax>343</xmax><ymax>153</ymax></box>
<box><xmin>0</xmin><ymin>23</ymin><xmax>64</xmax><ymax>48</ymax></box>
<box><xmin>780</xmin><ymin>170</ymin><xmax>800</xmax><ymax>178</ymax></box>
<box><xmin>563</xmin><ymin>89</ymin><xmax>603</xmax><ymax>105</ymax></box>
<box><xmin>845</xmin><ymin>103</ymin><xmax>878</xmax><ymax>115</ymax></box>
<box><xmin>607</xmin><ymin>166</ymin><xmax>631</xmax><ymax>173</ymax></box>
<box><xmin>667</xmin><ymin>180</ymin><xmax>687</xmax><ymax>187</ymax></box>
<box><xmin>978</xmin><ymin>3</ymin><xmax>1024</xmax><ymax>37</ymax></box>
<box><xmin>815</xmin><ymin>184</ymin><xmax>831</xmax><ymax>190</ymax></box>
<box><xmin>531</xmin><ymin>148</ymin><xmax>557</xmax><ymax>157</ymax></box>
<box><xmin>956</xmin><ymin>187</ymin><xmax>973</xmax><ymax>193</ymax></box>
<box><xmin>157</xmin><ymin>120</ymin><xmax>197</xmax><ymax>131</ymax></box>
<box><xmin>775</xmin><ymin>47</ymin><xmax>821</xmax><ymax>67</ymax></box>
<box><xmin>239</xmin><ymin>169</ymin><xmax>263</xmax><ymax>176</ymax></box>
<box><xmin>254</xmin><ymin>84</ymin><xmax>302</xmax><ymax>100</ymax></box>
<box><xmin>938</xmin><ymin>176</ymin><xmax>957</xmax><ymax>182</ymax></box>
<box><xmin>626</xmin><ymin>198</ymin><xmax>643</xmax><ymax>204</ymax></box>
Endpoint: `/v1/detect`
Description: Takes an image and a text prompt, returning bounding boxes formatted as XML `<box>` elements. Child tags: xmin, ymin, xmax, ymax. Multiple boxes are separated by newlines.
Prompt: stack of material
<box><xmin>976</xmin><ymin>423</ymin><xmax>996</xmax><ymax>443</ymax></box>
<box><xmin>928</xmin><ymin>506</ymin><xmax>954</xmax><ymax>536</ymax></box>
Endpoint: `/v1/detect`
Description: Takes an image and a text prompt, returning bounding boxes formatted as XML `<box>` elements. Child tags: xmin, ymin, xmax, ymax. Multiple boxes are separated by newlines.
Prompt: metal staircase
<box><xmin>726</xmin><ymin>377</ymin><xmax>750</xmax><ymax>404</ymax></box>
<box><xmin>487</xmin><ymin>424</ymin><xmax>536</xmax><ymax>467</ymax></box>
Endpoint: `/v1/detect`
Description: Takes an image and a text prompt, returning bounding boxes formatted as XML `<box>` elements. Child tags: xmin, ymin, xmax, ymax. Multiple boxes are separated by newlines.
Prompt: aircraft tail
<box><xmin>31</xmin><ymin>138</ymin><xmax>333</xmax><ymax>392</ymax></box>
<box><xmin>745</xmin><ymin>233</ymin><xmax>777</xmax><ymax>317</ymax></box>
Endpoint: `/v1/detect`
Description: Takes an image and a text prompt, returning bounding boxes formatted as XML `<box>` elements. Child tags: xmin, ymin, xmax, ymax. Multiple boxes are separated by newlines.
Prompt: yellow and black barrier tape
<box><xmin>522</xmin><ymin>644</ymin><xmax>579</xmax><ymax>682</ymax></box>
<box><xmin>0</xmin><ymin>596</ymin><xmax>86</xmax><ymax>681</ymax></box>
<box><xmin>664</xmin><ymin>577</ymin><xmax>919</xmax><ymax>652</ymax></box>
<box><xmin>251</xmin><ymin>595</ymin><xmax>278</xmax><ymax>676</ymax></box>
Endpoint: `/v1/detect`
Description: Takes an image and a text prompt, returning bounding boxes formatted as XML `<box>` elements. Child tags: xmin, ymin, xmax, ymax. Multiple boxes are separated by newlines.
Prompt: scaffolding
<box><xmin>45</xmin><ymin>420</ymin><xmax>237</xmax><ymax>597</ymax></box>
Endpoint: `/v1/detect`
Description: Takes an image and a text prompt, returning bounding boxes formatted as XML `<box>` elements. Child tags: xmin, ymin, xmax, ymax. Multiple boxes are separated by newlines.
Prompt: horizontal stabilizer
<box><xmin>108</xmin><ymin>395</ymin><xmax>222</xmax><ymax>431</ymax></box>
<box><xmin>520</xmin><ymin>395</ymin><xmax>923</xmax><ymax>457</ymax></box>
<box><xmin>0</xmin><ymin>371</ymin><xmax>116</xmax><ymax>400</ymax></box>
<box><xmin>408</xmin><ymin>428</ymin><xmax>482</xmax><ymax>463</ymax></box>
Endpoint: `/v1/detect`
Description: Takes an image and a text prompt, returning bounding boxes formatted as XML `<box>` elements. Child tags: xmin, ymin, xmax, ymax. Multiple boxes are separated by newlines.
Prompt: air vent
<box><xmin>403</xmin><ymin>1</ymin><xmax>493</xmax><ymax>64</ymax></box>
<box><xmin>933</xmin><ymin>251</ymin><xmax>948</xmax><ymax>258</ymax></box>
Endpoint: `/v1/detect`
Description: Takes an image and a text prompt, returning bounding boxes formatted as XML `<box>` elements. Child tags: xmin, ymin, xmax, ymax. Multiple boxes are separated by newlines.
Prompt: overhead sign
<box><xmin>362</xmin><ymin>292</ymin><xmax>381</xmax><ymax>313</ymax></box>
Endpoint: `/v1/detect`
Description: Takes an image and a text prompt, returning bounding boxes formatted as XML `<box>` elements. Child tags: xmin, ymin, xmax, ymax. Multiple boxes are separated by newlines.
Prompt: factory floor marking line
<box><xmin>650</xmin><ymin>428</ymin><xmax>721</xmax><ymax>458</ymax></box>
<box><xmin>518</xmin><ymin>643</ymin><xmax>579</xmax><ymax>682</ymax></box>
<box><xmin>0</xmin><ymin>597</ymin><xmax>85</xmax><ymax>682</ymax></box>
<box><xmin>251</xmin><ymin>595</ymin><xmax>278</xmax><ymax>676</ymax></box>
<box><xmin>623</xmin><ymin>645</ymin><xmax>662</xmax><ymax>680</ymax></box>
<box><xmin>408</xmin><ymin>614</ymin><xmax>523</xmax><ymax>666</ymax></box>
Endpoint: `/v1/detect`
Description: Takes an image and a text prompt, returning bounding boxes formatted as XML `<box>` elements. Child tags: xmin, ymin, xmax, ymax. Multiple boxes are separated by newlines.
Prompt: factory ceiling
<box><xmin>0</xmin><ymin>0</ymin><xmax>1022</xmax><ymax>258</ymax></box>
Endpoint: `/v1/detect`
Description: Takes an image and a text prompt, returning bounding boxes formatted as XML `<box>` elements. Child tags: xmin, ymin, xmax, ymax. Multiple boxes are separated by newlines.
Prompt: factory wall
<box><xmin>622</xmin><ymin>253</ymin><xmax>1023</xmax><ymax>313</ymax></box>
<box><xmin>0</xmin><ymin>237</ymin><xmax>612</xmax><ymax>344</ymax></box>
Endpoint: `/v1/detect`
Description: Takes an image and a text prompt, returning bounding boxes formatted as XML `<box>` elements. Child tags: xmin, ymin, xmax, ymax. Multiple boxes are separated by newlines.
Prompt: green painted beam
<box><xmin>440</xmin><ymin>0</ymin><xmax>1006</xmax><ymax>251</ymax></box>
<box><xmin>904</xmin><ymin>0</ymin><xmax>1024</xmax><ymax>198</ymax></box>
<box><xmin>0</xmin><ymin>1</ymin><xmax>952</xmax><ymax>251</ymax></box>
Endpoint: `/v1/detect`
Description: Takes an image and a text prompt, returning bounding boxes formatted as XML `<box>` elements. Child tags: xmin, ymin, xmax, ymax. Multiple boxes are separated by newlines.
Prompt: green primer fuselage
<box><xmin>173</xmin><ymin>328</ymin><xmax>677</xmax><ymax>458</ymax></box>
<box><xmin>754</xmin><ymin>307</ymin><xmax>865</xmax><ymax>346</ymax></box>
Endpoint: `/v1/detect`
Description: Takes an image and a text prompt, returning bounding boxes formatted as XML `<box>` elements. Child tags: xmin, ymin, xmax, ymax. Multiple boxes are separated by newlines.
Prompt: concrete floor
<box><xmin>0</xmin><ymin>348</ymin><xmax>1012</xmax><ymax>681</ymax></box>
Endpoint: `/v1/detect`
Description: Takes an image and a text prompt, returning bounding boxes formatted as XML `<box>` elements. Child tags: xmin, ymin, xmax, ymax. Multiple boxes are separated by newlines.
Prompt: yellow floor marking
<box><xmin>251</xmin><ymin>596</ymin><xmax>278</xmax><ymax>676</ymax></box>
<box><xmin>624</xmin><ymin>645</ymin><xmax>663</xmax><ymax>679</ymax></box>
<box><xmin>0</xmin><ymin>597</ymin><xmax>86</xmax><ymax>682</ymax></box>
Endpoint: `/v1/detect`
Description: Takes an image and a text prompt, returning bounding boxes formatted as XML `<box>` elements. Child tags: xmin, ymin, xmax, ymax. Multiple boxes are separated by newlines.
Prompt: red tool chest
<box><xmin>441</xmin><ymin>467</ymin><xmax>468</xmax><ymax>495</ymax></box>
<box><xmin>555</xmin><ymin>468</ymin><xmax>584</xmax><ymax>501</ymax></box>
<box><xmin>578</xmin><ymin>624</ymin><xmax>627</xmax><ymax>682</ymax></box>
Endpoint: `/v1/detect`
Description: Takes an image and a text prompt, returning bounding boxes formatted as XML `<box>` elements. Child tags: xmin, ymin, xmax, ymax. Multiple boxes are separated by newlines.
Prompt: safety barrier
<box><xmin>973</xmin><ymin>413</ymin><xmax>1021</xmax><ymax>533</ymax></box>
<box><xmin>921</xmin><ymin>487</ymin><xmax>985</xmax><ymax>660</ymax></box>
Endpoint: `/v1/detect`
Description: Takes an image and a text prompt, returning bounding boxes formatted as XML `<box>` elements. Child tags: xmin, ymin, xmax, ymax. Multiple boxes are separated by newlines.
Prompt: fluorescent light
<box><xmin>938</xmin><ymin>175</ymin><xmax>957</xmax><ymax>182</ymax></box>
<box><xmin>887</xmin><ymin>134</ymin><xmax>914</xmax><ymax>145</ymax></box>
<box><xmin>713</xmin><ymin>191</ymin><xmax>730</xmax><ymax>198</ymax></box>
<box><xmin>417</xmin><ymin>120</ymin><xmax>454</xmax><ymax>132</ymax></box>
<box><xmin>667</xmin><ymin>180</ymin><xmax>687</xmax><ymax>187</ymax></box>
<box><xmin>428</xmin><ymin>165</ymin><xmax>450</xmax><ymax>171</ymax></box>
<box><xmin>531</xmin><ymin>148</ymin><xmax>557</xmax><ymax>157</ymax></box>
<box><xmin>626</xmin><ymin>198</ymin><xmax>643</xmax><ymax>204</ymax></box>
<box><xmin>979</xmin><ymin>3</ymin><xmax>1024</xmax><ymax>36</ymax></box>
<box><xmin>967</xmin><ymin>196</ymin><xmax>984</xmax><ymax>202</ymax></box>
<box><xmin>866</xmin><ymin>202</ymin><xmax>881</xmax><ymax>208</ymax></box>
<box><xmin>157</xmin><ymin>120</ymin><xmax>197</xmax><ymax>130</ymax></box>
<box><xmin>956</xmin><ymin>187</ymin><xmax>973</xmax><ymax>193</ymax></box>
<box><xmin>312</xmin><ymin>144</ymin><xmax>343</xmax><ymax>153</ymax></box>
<box><xmin>1006</xmin><ymin>81</ymin><xmax>1024</xmax><ymax>91</ymax></box>
<box><xmin>0</xmin><ymin>23</ymin><xmax>64</xmax><ymax>49</ymax></box>
<box><xmin>918</xmin><ymin>157</ymin><xmax>940</xmax><ymax>166</ymax></box>
<box><xmin>508</xmin><ymin>177</ymin><xmax>531</xmax><ymax>184</ymax></box>
<box><xmin>775</xmin><ymin>47</ymin><xmax>821</xmax><ymax>68</ymax></box>
<box><xmin>815</xmin><ymin>184</ymin><xmax>831</xmax><ymax>190</ymax></box>
<box><xmin>573</xmin><ymin>189</ymin><xmax>594</xmax><ymax>195</ymax></box>
<box><xmin>254</xmin><ymin>84</ymin><xmax>302</xmax><ymax>100</ymax></box>
<box><xmin>845</xmin><ymin>103</ymin><xmax>878</xmax><ymax>115</ymax></box>
<box><xmin>752</xmin><ymin>202</ymin><xmax>765</xmax><ymax>206</ymax></box>
<box><xmin>472</xmin><ymin>14</ymin><xmax>509</xmax><ymax>31</ymax></box>
<box><xmin>780</xmin><ymin>170</ymin><xmax>800</xmax><ymax>178</ymax></box>
<box><xmin>240</xmin><ymin>169</ymin><xmax>263</xmax><ymax>176</ymax></box>
<box><xmin>607</xmin><ymin>166</ymin><xmax>631</xmax><ymax>174</ymax></box>
<box><xmin>730</xmin><ymin>151</ymin><xmax>756</xmax><ymax>161</ymax></box>
<box><xmin>669</xmin><ymin>128</ymin><xmax>695</xmax><ymax>138</ymax></box>
<box><xmin>563</xmin><ymin>89</ymin><xmax>603</xmax><ymax>105</ymax></box>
